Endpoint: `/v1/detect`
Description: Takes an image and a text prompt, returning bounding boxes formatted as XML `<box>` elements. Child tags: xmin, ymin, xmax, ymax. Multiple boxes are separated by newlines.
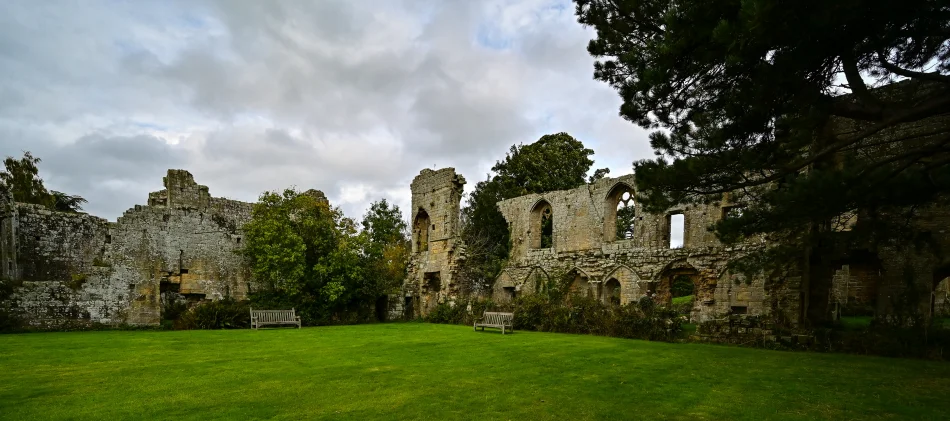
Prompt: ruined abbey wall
<box><xmin>494</xmin><ymin>174</ymin><xmax>786</xmax><ymax>323</ymax></box>
<box><xmin>1</xmin><ymin>170</ymin><xmax>254</xmax><ymax>328</ymax></box>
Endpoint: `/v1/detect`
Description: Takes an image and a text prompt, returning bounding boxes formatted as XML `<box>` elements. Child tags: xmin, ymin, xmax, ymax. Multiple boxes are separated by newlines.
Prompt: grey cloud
<box><xmin>0</xmin><ymin>0</ymin><xmax>655</xmax><ymax>223</ymax></box>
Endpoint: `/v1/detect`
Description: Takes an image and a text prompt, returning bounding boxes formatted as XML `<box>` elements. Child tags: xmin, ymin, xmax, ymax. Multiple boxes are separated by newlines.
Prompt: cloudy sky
<box><xmin>0</xmin><ymin>0</ymin><xmax>654</xmax><ymax>222</ymax></box>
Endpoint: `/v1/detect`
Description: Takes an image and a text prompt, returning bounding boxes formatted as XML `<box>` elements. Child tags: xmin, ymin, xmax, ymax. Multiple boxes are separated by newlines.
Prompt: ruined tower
<box><xmin>0</xmin><ymin>187</ymin><xmax>16</xmax><ymax>280</ymax></box>
<box><xmin>402</xmin><ymin>168</ymin><xmax>466</xmax><ymax>317</ymax></box>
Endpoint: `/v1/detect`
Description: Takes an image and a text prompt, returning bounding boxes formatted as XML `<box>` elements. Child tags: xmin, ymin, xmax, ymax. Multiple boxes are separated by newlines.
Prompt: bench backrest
<box><xmin>483</xmin><ymin>311</ymin><xmax>513</xmax><ymax>325</ymax></box>
<box><xmin>250</xmin><ymin>308</ymin><xmax>297</xmax><ymax>323</ymax></box>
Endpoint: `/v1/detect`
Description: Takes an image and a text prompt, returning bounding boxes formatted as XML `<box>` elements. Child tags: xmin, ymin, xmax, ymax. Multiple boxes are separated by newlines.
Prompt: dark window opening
<box><xmin>404</xmin><ymin>296</ymin><xmax>413</xmax><ymax>318</ymax></box>
<box><xmin>731</xmin><ymin>306</ymin><xmax>748</xmax><ymax>315</ymax></box>
<box><xmin>424</xmin><ymin>271</ymin><xmax>441</xmax><ymax>291</ymax></box>
<box><xmin>128</xmin><ymin>283</ymin><xmax>136</xmax><ymax>290</ymax></box>
<box><xmin>180</xmin><ymin>268</ymin><xmax>189</xmax><ymax>274</ymax></box>
<box><xmin>604</xmin><ymin>279</ymin><xmax>621</xmax><ymax>306</ymax></box>
<box><xmin>530</xmin><ymin>200</ymin><xmax>554</xmax><ymax>249</ymax></box>
<box><xmin>105</xmin><ymin>234</ymin><xmax>112</xmax><ymax>244</ymax></box>
<box><xmin>34</xmin><ymin>235</ymin><xmax>40</xmax><ymax>242</ymax></box>
<box><xmin>236</xmin><ymin>237</ymin><xmax>241</xmax><ymax>244</ymax></box>
<box><xmin>162</xmin><ymin>214</ymin><xmax>170</xmax><ymax>222</ymax></box>
<box><xmin>540</xmin><ymin>208</ymin><xmax>553</xmax><ymax>248</ymax></box>
<box><xmin>413</xmin><ymin>210</ymin><xmax>431</xmax><ymax>253</ymax></box>
<box><xmin>159</xmin><ymin>280</ymin><xmax>180</xmax><ymax>293</ymax></box>
<box><xmin>503</xmin><ymin>286</ymin><xmax>517</xmax><ymax>300</ymax></box>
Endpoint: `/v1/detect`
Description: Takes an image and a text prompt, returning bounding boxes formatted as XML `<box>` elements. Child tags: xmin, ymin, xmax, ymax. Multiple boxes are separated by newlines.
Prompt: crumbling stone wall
<box><xmin>493</xmin><ymin>174</ymin><xmax>775</xmax><ymax>322</ymax></box>
<box><xmin>401</xmin><ymin>168</ymin><xmax>467</xmax><ymax>318</ymax></box>
<box><xmin>0</xmin><ymin>188</ymin><xmax>18</xmax><ymax>281</ymax></box>
<box><xmin>2</xmin><ymin>169</ymin><xmax>254</xmax><ymax>328</ymax></box>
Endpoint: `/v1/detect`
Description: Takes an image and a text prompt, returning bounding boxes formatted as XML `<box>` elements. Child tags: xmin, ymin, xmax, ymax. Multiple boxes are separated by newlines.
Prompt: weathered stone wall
<box><xmin>493</xmin><ymin>174</ymin><xmax>775</xmax><ymax>322</ymax></box>
<box><xmin>2</xmin><ymin>169</ymin><xmax>254</xmax><ymax>328</ymax></box>
<box><xmin>402</xmin><ymin>168</ymin><xmax>467</xmax><ymax>317</ymax></box>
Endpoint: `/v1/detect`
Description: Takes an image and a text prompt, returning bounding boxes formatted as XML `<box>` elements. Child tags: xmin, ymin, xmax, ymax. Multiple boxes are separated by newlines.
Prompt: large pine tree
<box><xmin>574</xmin><ymin>0</ymin><xmax>950</xmax><ymax>322</ymax></box>
<box><xmin>576</xmin><ymin>3</ymin><xmax>949</xmax><ymax>241</ymax></box>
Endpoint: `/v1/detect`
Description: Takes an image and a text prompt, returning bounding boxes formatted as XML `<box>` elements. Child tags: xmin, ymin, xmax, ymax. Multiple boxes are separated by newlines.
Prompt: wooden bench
<box><xmin>474</xmin><ymin>311</ymin><xmax>515</xmax><ymax>334</ymax></box>
<box><xmin>249</xmin><ymin>308</ymin><xmax>301</xmax><ymax>330</ymax></box>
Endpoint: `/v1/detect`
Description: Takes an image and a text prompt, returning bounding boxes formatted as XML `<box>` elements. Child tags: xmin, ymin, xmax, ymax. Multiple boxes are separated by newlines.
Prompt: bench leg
<box><xmin>502</xmin><ymin>326</ymin><xmax>505</xmax><ymax>335</ymax></box>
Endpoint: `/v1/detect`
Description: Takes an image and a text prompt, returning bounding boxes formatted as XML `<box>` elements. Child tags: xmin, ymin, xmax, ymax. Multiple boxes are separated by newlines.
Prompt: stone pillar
<box><xmin>0</xmin><ymin>188</ymin><xmax>17</xmax><ymax>280</ymax></box>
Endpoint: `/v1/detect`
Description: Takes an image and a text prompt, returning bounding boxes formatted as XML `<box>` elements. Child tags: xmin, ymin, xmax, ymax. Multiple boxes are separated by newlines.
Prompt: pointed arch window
<box><xmin>413</xmin><ymin>209</ymin><xmax>431</xmax><ymax>252</ymax></box>
<box><xmin>530</xmin><ymin>200</ymin><xmax>553</xmax><ymax>249</ymax></box>
<box><xmin>605</xmin><ymin>184</ymin><xmax>636</xmax><ymax>242</ymax></box>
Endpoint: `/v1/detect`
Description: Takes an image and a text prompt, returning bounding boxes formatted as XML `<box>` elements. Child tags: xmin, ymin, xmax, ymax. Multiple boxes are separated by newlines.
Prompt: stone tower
<box><xmin>0</xmin><ymin>187</ymin><xmax>17</xmax><ymax>280</ymax></box>
<box><xmin>402</xmin><ymin>168</ymin><xmax>466</xmax><ymax>317</ymax></box>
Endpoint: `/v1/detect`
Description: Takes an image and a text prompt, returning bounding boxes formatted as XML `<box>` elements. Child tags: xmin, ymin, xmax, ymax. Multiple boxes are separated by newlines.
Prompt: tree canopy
<box><xmin>359</xmin><ymin>199</ymin><xmax>410</xmax><ymax>301</ymax></box>
<box><xmin>242</xmin><ymin>190</ymin><xmax>408</xmax><ymax>324</ymax></box>
<box><xmin>0</xmin><ymin>151</ymin><xmax>87</xmax><ymax>213</ymax></box>
<box><xmin>575</xmin><ymin>0</ymin><xmax>950</xmax><ymax>260</ymax></box>
<box><xmin>460</xmin><ymin>132</ymin><xmax>600</xmax><ymax>290</ymax></box>
<box><xmin>242</xmin><ymin>189</ymin><xmax>360</xmax><ymax>322</ymax></box>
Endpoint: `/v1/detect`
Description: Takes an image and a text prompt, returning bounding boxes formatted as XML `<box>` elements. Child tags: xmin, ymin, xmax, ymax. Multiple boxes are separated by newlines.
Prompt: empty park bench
<box><xmin>249</xmin><ymin>308</ymin><xmax>301</xmax><ymax>330</ymax></box>
<box><xmin>474</xmin><ymin>311</ymin><xmax>515</xmax><ymax>334</ymax></box>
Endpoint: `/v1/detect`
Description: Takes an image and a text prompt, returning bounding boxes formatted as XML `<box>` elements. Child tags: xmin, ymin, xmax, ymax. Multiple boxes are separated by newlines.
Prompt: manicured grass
<box><xmin>672</xmin><ymin>295</ymin><xmax>694</xmax><ymax>305</ymax></box>
<box><xmin>840</xmin><ymin>316</ymin><xmax>874</xmax><ymax>330</ymax></box>
<box><xmin>1</xmin><ymin>324</ymin><xmax>949</xmax><ymax>420</ymax></box>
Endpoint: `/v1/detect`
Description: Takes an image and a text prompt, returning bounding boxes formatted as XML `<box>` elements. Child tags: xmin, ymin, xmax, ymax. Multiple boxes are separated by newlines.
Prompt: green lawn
<box><xmin>672</xmin><ymin>295</ymin><xmax>694</xmax><ymax>305</ymax></box>
<box><xmin>839</xmin><ymin>316</ymin><xmax>874</xmax><ymax>330</ymax></box>
<box><xmin>1</xmin><ymin>324</ymin><xmax>949</xmax><ymax>420</ymax></box>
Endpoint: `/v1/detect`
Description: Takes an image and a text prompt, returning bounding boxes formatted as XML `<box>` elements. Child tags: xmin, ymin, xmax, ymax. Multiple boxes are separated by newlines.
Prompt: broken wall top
<box><xmin>147</xmin><ymin>169</ymin><xmax>253</xmax><ymax>213</ymax></box>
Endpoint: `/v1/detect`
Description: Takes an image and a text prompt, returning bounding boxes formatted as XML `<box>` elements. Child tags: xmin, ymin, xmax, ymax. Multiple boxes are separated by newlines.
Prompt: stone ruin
<box><xmin>400</xmin><ymin>170</ymin><xmax>778</xmax><ymax>322</ymax></box>
<box><xmin>402</xmin><ymin>168</ymin><xmax>950</xmax><ymax>329</ymax></box>
<box><xmin>397</xmin><ymin>168</ymin><xmax>468</xmax><ymax>318</ymax></box>
<box><xmin>0</xmin><ymin>170</ymin><xmax>256</xmax><ymax>327</ymax></box>
<box><xmin>2</xmin><ymin>156</ymin><xmax>948</xmax><ymax>331</ymax></box>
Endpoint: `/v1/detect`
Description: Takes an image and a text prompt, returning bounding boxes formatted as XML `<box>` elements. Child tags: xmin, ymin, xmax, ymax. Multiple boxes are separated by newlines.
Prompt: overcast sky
<box><xmin>0</xmin><ymin>0</ymin><xmax>655</xmax><ymax>224</ymax></box>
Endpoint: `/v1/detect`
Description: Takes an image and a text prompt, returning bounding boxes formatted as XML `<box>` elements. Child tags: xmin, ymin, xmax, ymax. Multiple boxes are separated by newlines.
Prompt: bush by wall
<box><xmin>428</xmin><ymin>294</ymin><xmax>682</xmax><ymax>341</ymax></box>
<box><xmin>174</xmin><ymin>299</ymin><xmax>251</xmax><ymax>330</ymax></box>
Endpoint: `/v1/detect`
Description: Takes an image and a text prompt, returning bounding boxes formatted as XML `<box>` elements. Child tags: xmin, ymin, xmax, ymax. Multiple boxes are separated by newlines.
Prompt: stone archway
<box><xmin>525</xmin><ymin>267</ymin><xmax>550</xmax><ymax>294</ymax></box>
<box><xmin>494</xmin><ymin>271</ymin><xmax>518</xmax><ymax>301</ymax></box>
<box><xmin>604</xmin><ymin>278</ymin><xmax>621</xmax><ymax>306</ymax></box>
<box><xmin>567</xmin><ymin>267</ymin><xmax>593</xmax><ymax>299</ymax></box>
<box><xmin>655</xmin><ymin>260</ymin><xmax>701</xmax><ymax>306</ymax></box>
<box><xmin>603</xmin><ymin>265</ymin><xmax>642</xmax><ymax>305</ymax></box>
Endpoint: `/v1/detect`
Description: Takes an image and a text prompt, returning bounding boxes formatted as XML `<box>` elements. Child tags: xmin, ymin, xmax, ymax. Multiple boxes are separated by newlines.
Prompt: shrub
<box><xmin>458</xmin><ymin>294</ymin><xmax>682</xmax><ymax>341</ymax></box>
<box><xmin>426</xmin><ymin>302</ymin><xmax>467</xmax><ymax>325</ymax></box>
<box><xmin>174</xmin><ymin>299</ymin><xmax>251</xmax><ymax>330</ymax></box>
<box><xmin>811</xmin><ymin>322</ymin><xmax>950</xmax><ymax>359</ymax></box>
<box><xmin>671</xmin><ymin>295</ymin><xmax>694</xmax><ymax>319</ymax></box>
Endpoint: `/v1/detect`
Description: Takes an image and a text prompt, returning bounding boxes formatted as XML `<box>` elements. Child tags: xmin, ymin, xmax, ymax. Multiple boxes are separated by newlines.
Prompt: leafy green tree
<box><xmin>242</xmin><ymin>188</ymin><xmax>363</xmax><ymax>324</ymax></box>
<box><xmin>0</xmin><ymin>151</ymin><xmax>87</xmax><ymax>213</ymax></box>
<box><xmin>460</xmin><ymin>133</ymin><xmax>596</xmax><ymax>291</ymax></box>
<box><xmin>359</xmin><ymin>199</ymin><xmax>410</xmax><ymax>302</ymax></box>
<box><xmin>575</xmin><ymin>0</ymin><xmax>950</xmax><ymax>320</ymax></box>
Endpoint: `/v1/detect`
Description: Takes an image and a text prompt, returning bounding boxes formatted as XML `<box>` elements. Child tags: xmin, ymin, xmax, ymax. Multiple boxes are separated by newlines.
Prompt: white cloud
<box><xmin>0</xmin><ymin>0</ymin><xmax>653</xmax><ymax>222</ymax></box>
